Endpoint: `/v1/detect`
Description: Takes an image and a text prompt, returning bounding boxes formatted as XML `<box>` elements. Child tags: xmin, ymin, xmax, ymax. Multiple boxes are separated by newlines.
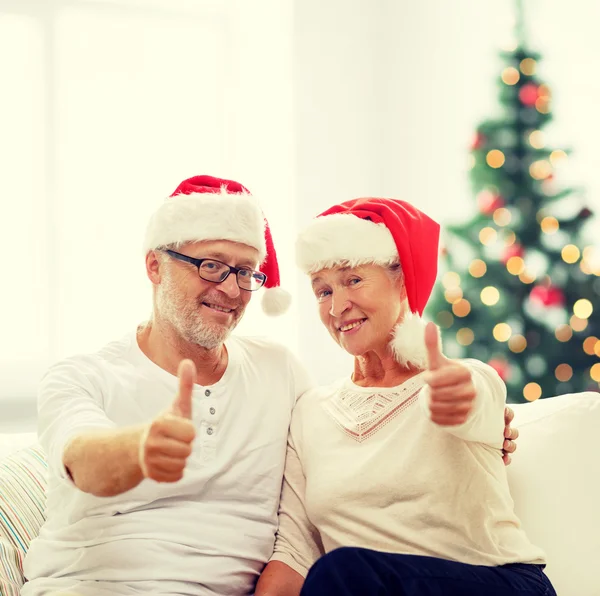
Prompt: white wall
<box><xmin>293</xmin><ymin>0</ymin><xmax>389</xmax><ymax>381</ymax></box>
<box><xmin>0</xmin><ymin>0</ymin><xmax>297</xmax><ymax>429</ymax></box>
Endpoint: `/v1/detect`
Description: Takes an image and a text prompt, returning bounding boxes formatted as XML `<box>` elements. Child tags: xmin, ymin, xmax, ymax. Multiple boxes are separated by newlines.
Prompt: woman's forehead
<box><xmin>310</xmin><ymin>263</ymin><xmax>382</xmax><ymax>283</ymax></box>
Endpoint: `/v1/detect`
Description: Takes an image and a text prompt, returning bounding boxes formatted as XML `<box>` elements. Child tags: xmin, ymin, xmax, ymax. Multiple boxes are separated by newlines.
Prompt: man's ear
<box><xmin>146</xmin><ymin>250</ymin><xmax>162</xmax><ymax>285</ymax></box>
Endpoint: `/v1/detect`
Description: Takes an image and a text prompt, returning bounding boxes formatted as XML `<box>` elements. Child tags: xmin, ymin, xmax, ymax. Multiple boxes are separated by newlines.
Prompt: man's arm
<box><xmin>40</xmin><ymin>358</ymin><xmax>196</xmax><ymax>498</ymax></box>
<box><xmin>255</xmin><ymin>561</ymin><xmax>304</xmax><ymax>596</ymax></box>
<box><xmin>503</xmin><ymin>406</ymin><xmax>519</xmax><ymax>465</ymax></box>
<box><xmin>62</xmin><ymin>425</ymin><xmax>146</xmax><ymax>497</ymax></box>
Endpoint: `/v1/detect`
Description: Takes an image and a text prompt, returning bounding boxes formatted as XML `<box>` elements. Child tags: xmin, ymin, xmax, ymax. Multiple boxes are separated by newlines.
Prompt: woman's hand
<box><xmin>424</xmin><ymin>322</ymin><xmax>519</xmax><ymax>465</ymax></box>
<box><xmin>423</xmin><ymin>322</ymin><xmax>477</xmax><ymax>426</ymax></box>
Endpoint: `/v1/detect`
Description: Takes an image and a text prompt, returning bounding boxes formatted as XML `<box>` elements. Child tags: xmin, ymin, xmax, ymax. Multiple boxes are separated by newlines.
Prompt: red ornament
<box><xmin>519</xmin><ymin>83</ymin><xmax>539</xmax><ymax>107</ymax></box>
<box><xmin>471</xmin><ymin>132</ymin><xmax>486</xmax><ymax>150</ymax></box>
<box><xmin>477</xmin><ymin>191</ymin><xmax>505</xmax><ymax>215</ymax></box>
<box><xmin>488</xmin><ymin>358</ymin><xmax>510</xmax><ymax>381</ymax></box>
<box><xmin>501</xmin><ymin>243</ymin><xmax>524</xmax><ymax>264</ymax></box>
<box><xmin>529</xmin><ymin>284</ymin><xmax>565</xmax><ymax>307</ymax></box>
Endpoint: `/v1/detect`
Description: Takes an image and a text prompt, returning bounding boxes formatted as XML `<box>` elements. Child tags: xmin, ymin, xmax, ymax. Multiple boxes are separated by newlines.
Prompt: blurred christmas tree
<box><xmin>426</xmin><ymin>1</ymin><xmax>600</xmax><ymax>402</ymax></box>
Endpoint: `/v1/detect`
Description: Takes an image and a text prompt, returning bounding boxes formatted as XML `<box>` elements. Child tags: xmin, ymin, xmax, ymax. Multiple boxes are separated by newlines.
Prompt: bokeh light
<box><xmin>493</xmin><ymin>323</ymin><xmax>512</xmax><ymax>342</ymax></box>
<box><xmin>562</xmin><ymin>244</ymin><xmax>580</xmax><ymax>264</ymax></box>
<box><xmin>479</xmin><ymin>227</ymin><xmax>498</xmax><ymax>245</ymax></box>
<box><xmin>523</xmin><ymin>382</ymin><xmax>542</xmax><ymax>401</ymax></box>
<box><xmin>529</xmin><ymin>130</ymin><xmax>545</xmax><ymax>148</ymax></box>
<box><xmin>555</xmin><ymin>364</ymin><xmax>573</xmax><ymax>382</ymax></box>
<box><xmin>507</xmin><ymin>256</ymin><xmax>526</xmax><ymax>275</ymax></box>
<box><xmin>486</xmin><ymin>150</ymin><xmax>505</xmax><ymax>168</ymax></box>
<box><xmin>520</xmin><ymin>58</ymin><xmax>536</xmax><ymax>75</ymax></box>
<box><xmin>583</xmin><ymin>336</ymin><xmax>599</xmax><ymax>356</ymax></box>
<box><xmin>481</xmin><ymin>287</ymin><xmax>500</xmax><ymax>306</ymax></box>
<box><xmin>570</xmin><ymin>315</ymin><xmax>588</xmax><ymax>332</ymax></box>
<box><xmin>493</xmin><ymin>208</ymin><xmax>512</xmax><ymax>227</ymax></box>
<box><xmin>529</xmin><ymin>160</ymin><xmax>552</xmax><ymax>180</ymax></box>
<box><xmin>502</xmin><ymin>67</ymin><xmax>520</xmax><ymax>85</ymax></box>
<box><xmin>508</xmin><ymin>334</ymin><xmax>527</xmax><ymax>353</ymax></box>
<box><xmin>442</xmin><ymin>272</ymin><xmax>461</xmax><ymax>289</ymax></box>
<box><xmin>540</xmin><ymin>216</ymin><xmax>559</xmax><ymax>234</ymax></box>
<box><xmin>555</xmin><ymin>325</ymin><xmax>573</xmax><ymax>342</ymax></box>
<box><xmin>444</xmin><ymin>287</ymin><xmax>463</xmax><ymax>304</ymax></box>
<box><xmin>469</xmin><ymin>259</ymin><xmax>487</xmax><ymax>278</ymax></box>
<box><xmin>573</xmin><ymin>299</ymin><xmax>593</xmax><ymax>319</ymax></box>
<box><xmin>550</xmin><ymin>150</ymin><xmax>567</xmax><ymax>165</ymax></box>
<box><xmin>452</xmin><ymin>299</ymin><xmax>471</xmax><ymax>317</ymax></box>
<box><xmin>457</xmin><ymin>328</ymin><xmax>475</xmax><ymax>346</ymax></box>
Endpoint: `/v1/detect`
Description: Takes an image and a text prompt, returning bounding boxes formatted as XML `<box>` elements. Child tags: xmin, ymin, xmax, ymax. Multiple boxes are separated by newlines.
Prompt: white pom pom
<box><xmin>261</xmin><ymin>286</ymin><xmax>292</xmax><ymax>316</ymax></box>
<box><xmin>390</xmin><ymin>311</ymin><xmax>439</xmax><ymax>369</ymax></box>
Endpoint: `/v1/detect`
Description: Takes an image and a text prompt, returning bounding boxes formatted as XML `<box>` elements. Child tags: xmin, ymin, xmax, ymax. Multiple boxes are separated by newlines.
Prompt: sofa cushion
<box><xmin>0</xmin><ymin>445</ymin><xmax>47</xmax><ymax>593</ymax></box>
<box><xmin>508</xmin><ymin>392</ymin><xmax>600</xmax><ymax>596</ymax></box>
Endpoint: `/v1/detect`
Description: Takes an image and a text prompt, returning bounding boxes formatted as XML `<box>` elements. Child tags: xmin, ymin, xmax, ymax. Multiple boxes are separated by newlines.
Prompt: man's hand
<box><xmin>139</xmin><ymin>359</ymin><xmax>197</xmax><ymax>482</ymax></box>
<box><xmin>502</xmin><ymin>406</ymin><xmax>519</xmax><ymax>466</ymax></box>
<box><xmin>424</xmin><ymin>322</ymin><xmax>477</xmax><ymax>426</ymax></box>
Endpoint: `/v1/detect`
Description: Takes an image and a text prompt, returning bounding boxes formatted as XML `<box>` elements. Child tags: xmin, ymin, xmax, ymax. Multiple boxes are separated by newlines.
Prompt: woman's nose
<box><xmin>329</xmin><ymin>292</ymin><xmax>351</xmax><ymax>317</ymax></box>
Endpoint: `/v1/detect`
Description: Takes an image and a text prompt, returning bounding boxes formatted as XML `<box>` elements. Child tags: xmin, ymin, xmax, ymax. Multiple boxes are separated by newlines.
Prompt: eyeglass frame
<box><xmin>162</xmin><ymin>249</ymin><xmax>267</xmax><ymax>291</ymax></box>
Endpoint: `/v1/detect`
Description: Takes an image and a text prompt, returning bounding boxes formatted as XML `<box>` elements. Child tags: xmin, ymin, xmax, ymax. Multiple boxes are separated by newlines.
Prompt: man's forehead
<box><xmin>205</xmin><ymin>251</ymin><xmax>257</xmax><ymax>268</ymax></box>
<box><xmin>184</xmin><ymin>240</ymin><xmax>259</xmax><ymax>267</ymax></box>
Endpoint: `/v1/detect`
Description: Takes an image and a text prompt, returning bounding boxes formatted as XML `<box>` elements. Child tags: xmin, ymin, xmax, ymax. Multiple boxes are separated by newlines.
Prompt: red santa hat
<box><xmin>144</xmin><ymin>175</ymin><xmax>290</xmax><ymax>316</ymax></box>
<box><xmin>296</xmin><ymin>197</ymin><xmax>441</xmax><ymax>368</ymax></box>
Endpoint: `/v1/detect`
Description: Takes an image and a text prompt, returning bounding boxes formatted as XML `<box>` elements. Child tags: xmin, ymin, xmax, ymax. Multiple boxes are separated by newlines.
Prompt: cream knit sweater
<box><xmin>271</xmin><ymin>359</ymin><xmax>545</xmax><ymax>576</ymax></box>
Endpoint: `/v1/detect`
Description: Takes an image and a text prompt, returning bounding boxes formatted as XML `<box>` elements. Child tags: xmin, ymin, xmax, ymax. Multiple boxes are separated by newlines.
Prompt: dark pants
<box><xmin>300</xmin><ymin>547</ymin><xmax>557</xmax><ymax>596</ymax></box>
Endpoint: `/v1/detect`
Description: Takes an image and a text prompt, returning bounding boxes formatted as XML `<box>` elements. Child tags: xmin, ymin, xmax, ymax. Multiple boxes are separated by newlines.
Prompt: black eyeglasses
<box><xmin>163</xmin><ymin>249</ymin><xmax>267</xmax><ymax>292</ymax></box>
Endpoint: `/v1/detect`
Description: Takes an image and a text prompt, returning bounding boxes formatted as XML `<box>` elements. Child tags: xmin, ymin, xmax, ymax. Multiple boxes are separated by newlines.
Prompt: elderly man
<box><xmin>22</xmin><ymin>175</ymin><xmax>517</xmax><ymax>596</ymax></box>
<box><xmin>22</xmin><ymin>175</ymin><xmax>311</xmax><ymax>596</ymax></box>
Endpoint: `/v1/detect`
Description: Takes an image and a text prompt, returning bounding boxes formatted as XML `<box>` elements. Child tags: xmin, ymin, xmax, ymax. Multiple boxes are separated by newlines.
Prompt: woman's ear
<box><xmin>398</xmin><ymin>278</ymin><xmax>408</xmax><ymax>302</ymax></box>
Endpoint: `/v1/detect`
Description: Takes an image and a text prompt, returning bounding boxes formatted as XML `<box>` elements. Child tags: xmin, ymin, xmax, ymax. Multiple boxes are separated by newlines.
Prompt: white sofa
<box><xmin>1</xmin><ymin>392</ymin><xmax>599</xmax><ymax>595</ymax></box>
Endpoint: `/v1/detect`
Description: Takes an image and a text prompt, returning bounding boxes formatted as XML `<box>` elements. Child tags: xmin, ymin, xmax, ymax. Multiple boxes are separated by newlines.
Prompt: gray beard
<box><xmin>155</xmin><ymin>274</ymin><xmax>242</xmax><ymax>350</ymax></box>
<box><xmin>183</xmin><ymin>320</ymin><xmax>231</xmax><ymax>350</ymax></box>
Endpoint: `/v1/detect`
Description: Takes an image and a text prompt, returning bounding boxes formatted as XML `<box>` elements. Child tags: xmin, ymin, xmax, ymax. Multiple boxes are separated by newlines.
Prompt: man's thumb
<box><xmin>172</xmin><ymin>359</ymin><xmax>196</xmax><ymax>419</ymax></box>
<box><xmin>425</xmin><ymin>322</ymin><xmax>444</xmax><ymax>371</ymax></box>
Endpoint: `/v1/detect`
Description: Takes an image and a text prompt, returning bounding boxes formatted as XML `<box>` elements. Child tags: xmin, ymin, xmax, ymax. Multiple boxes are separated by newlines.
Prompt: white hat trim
<box><xmin>389</xmin><ymin>311</ymin><xmax>441</xmax><ymax>369</ymax></box>
<box><xmin>296</xmin><ymin>213</ymin><xmax>398</xmax><ymax>273</ymax></box>
<box><xmin>143</xmin><ymin>188</ymin><xmax>266</xmax><ymax>261</ymax></box>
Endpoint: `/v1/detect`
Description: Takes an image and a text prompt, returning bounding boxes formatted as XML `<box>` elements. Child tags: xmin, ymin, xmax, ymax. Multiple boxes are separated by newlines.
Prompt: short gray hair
<box><xmin>387</xmin><ymin>262</ymin><xmax>403</xmax><ymax>283</ymax></box>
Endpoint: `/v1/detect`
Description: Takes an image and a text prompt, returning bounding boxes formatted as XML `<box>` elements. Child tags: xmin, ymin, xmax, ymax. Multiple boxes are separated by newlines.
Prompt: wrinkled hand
<box><xmin>502</xmin><ymin>406</ymin><xmax>519</xmax><ymax>466</ymax></box>
<box><xmin>424</xmin><ymin>322</ymin><xmax>477</xmax><ymax>426</ymax></box>
<box><xmin>139</xmin><ymin>359</ymin><xmax>197</xmax><ymax>482</ymax></box>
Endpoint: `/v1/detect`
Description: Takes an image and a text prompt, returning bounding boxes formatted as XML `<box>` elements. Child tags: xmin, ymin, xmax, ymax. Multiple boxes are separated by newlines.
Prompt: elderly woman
<box><xmin>256</xmin><ymin>198</ymin><xmax>555</xmax><ymax>596</ymax></box>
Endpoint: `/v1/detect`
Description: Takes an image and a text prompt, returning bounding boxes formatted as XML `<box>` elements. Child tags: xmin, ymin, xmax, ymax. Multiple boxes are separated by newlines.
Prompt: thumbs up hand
<box><xmin>139</xmin><ymin>360</ymin><xmax>197</xmax><ymax>482</ymax></box>
<box><xmin>170</xmin><ymin>360</ymin><xmax>195</xmax><ymax>420</ymax></box>
<box><xmin>423</xmin><ymin>322</ymin><xmax>477</xmax><ymax>427</ymax></box>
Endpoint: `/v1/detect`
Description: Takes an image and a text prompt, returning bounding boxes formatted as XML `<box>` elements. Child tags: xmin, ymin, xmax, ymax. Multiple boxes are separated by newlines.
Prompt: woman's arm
<box><xmin>255</xmin><ymin>561</ymin><xmax>304</xmax><ymax>596</ymax></box>
<box><xmin>258</xmin><ymin>422</ymin><xmax>324</xmax><ymax>594</ymax></box>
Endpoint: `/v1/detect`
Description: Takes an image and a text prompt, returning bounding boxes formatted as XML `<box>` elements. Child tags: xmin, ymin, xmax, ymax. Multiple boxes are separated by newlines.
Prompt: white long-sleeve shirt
<box><xmin>271</xmin><ymin>359</ymin><xmax>546</xmax><ymax>576</ymax></box>
<box><xmin>23</xmin><ymin>330</ymin><xmax>314</xmax><ymax>596</ymax></box>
